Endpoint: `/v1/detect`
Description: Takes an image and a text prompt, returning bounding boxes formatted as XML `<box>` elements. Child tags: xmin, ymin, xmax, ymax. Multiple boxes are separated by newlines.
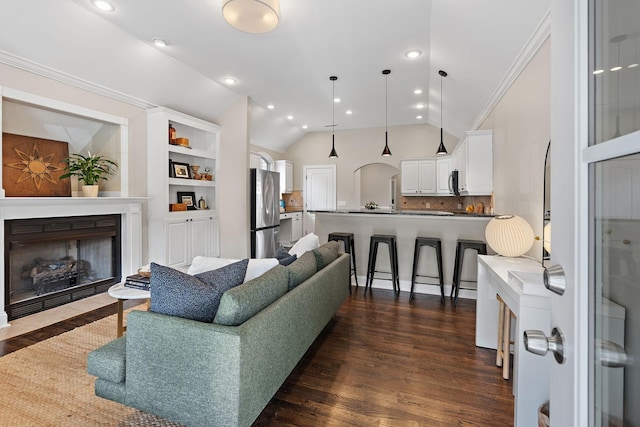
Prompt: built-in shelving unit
<box><xmin>146</xmin><ymin>107</ymin><xmax>220</xmax><ymax>267</ymax></box>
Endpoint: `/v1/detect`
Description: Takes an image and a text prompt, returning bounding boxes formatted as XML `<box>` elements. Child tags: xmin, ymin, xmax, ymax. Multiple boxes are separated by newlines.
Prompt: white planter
<box><xmin>81</xmin><ymin>185</ymin><xmax>99</xmax><ymax>197</ymax></box>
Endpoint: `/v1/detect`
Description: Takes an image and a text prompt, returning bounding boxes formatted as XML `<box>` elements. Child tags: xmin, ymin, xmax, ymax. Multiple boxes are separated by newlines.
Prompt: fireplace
<box><xmin>4</xmin><ymin>215</ymin><xmax>122</xmax><ymax>320</ymax></box>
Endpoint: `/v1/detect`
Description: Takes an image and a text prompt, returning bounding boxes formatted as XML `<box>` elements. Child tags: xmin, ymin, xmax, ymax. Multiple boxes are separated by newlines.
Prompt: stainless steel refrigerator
<box><xmin>250</xmin><ymin>168</ymin><xmax>280</xmax><ymax>258</ymax></box>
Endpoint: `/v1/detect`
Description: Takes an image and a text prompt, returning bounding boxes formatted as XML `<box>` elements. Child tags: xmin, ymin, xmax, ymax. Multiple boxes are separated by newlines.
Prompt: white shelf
<box><xmin>168</xmin><ymin>178</ymin><xmax>216</xmax><ymax>187</ymax></box>
<box><xmin>168</xmin><ymin>144</ymin><xmax>215</xmax><ymax>159</ymax></box>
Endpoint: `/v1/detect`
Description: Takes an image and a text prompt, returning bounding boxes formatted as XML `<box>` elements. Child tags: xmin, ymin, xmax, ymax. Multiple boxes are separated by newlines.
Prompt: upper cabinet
<box><xmin>436</xmin><ymin>157</ymin><xmax>452</xmax><ymax>194</ymax></box>
<box><xmin>452</xmin><ymin>130</ymin><xmax>493</xmax><ymax>195</ymax></box>
<box><xmin>275</xmin><ymin>160</ymin><xmax>294</xmax><ymax>194</ymax></box>
<box><xmin>401</xmin><ymin>160</ymin><xmax>436</xmax><ymax>195</ymax></box>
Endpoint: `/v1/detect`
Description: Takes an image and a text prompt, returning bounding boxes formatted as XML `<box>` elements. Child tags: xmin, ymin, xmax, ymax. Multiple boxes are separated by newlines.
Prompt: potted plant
<box><xmin>60</xmin><ymin>152</ymin><xmax>118</xmax><ymax>197</ymax></box>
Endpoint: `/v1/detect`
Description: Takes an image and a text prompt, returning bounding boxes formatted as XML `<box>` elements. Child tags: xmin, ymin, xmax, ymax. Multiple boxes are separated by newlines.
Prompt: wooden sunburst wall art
<box><xmin>2</xmin><ymin>133</ymin><xmax>71</xmax><ymax>197</ymax></box>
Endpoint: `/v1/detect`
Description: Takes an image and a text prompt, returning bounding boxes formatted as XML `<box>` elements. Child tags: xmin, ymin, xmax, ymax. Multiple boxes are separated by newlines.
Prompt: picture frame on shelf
<box><xmin>172</xmin><ymin>161</ymin><xmax>191</xmax><ymax>179</ymax></box>
<box><xmin>177</xmin><ymin>191</ymin><xmax>197</xmax><ymax>210</ymax></box>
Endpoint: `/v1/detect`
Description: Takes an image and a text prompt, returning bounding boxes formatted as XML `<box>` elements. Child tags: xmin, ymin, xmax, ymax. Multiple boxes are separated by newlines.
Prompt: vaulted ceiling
<box><xmin>0</xmin><ymin>1</ymin><xmax>550</xmax><ymax>152</ymax></box>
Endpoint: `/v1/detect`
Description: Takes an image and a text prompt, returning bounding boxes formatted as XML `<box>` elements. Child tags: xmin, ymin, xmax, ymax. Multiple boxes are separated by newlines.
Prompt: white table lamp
<box><xmin>485</xmin><ymin>214</ymin><xmax>535</xmax><ymax>257</ymax></box>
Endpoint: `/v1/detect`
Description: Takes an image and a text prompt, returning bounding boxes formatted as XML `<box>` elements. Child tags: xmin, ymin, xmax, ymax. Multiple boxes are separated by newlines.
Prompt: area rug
<box><xmin>0</xmin><ymin>311</ymin><xmax>183</xmax><ymax>426</ymax></box>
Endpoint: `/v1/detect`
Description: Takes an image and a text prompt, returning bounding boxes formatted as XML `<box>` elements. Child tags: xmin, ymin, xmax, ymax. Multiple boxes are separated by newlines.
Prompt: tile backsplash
<box><xmin>399</xmin><ymin>195</ymin><xmax>492</xmax><ymax>213</ymax></box>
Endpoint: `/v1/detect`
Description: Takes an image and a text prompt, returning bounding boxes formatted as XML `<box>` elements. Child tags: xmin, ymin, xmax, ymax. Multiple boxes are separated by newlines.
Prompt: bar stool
<box><xmin>410</xmin><ymin>237</ymin><xmax>444</xmax><ymax>304</ymax></box>
<box><xmin>365</xmin><ymin>234</ymin><xmax>399</xmax><ymax>296</ymax></box>
<box><xmin>450</xmin><ymin>239</ymin><xmax>487</xmax><ymax>306</ymax></box>
<box><xmin>496</xmin><ymin>294</ymin><xmax>515</xmax><ymax>380</ymax></box>
<box><xmin>328</xmin><ymin>232</ymin><xmax>359</xmax><ymax>293</ymax></box>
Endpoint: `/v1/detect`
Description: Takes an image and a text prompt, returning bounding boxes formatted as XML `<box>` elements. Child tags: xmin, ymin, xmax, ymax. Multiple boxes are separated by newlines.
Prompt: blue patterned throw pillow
<box><xmin>150</xmin><ymin>259</ymin><xmax>249</xmax><ymax>323</ymax></box>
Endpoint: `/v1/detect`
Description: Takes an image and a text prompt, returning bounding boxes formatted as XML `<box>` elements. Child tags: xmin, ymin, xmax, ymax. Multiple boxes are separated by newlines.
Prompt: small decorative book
<box><xmin>124</xmin><ymin>274</ymin><xmax>151</xmax><ymax>291</ymax></box>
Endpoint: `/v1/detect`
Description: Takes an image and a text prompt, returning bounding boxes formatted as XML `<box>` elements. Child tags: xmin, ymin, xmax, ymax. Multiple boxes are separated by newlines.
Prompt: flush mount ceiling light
<box><xmin>328</xmin><ymin>76</ymin><xmax>339</xmax><ymax>159</ymax></box>
<box><xmin>91</xmin><ymin>0</ymin><xmax>115</xmax><ymax>12</ymax></box>
<box><xmin>267</xmin><ymin>104</ymin><xmax>274</xmax><ymax>109</ymax></box>
<box><xmin>222</xmin><ymin>77</ymin><xmax>237</xmax><ymax>85</ymax></box>
<box><xmin>436</xmin><ymin>70</ymin><xmax>449</xmax><ymax>156</ymax></box>
<box><xmin>151</xmin><ymin>37</ymin><xmax>170</xmax><ymax>47</ymax></box>
<box><xmin>415</xmin><ymin>103</ymin><xmax>426</xmax><ymax>109</ymax></box>
<box><xmin>222</xmin><ymin>0</ymin><xmax>280</xmax><ymax>34</ymax></box>
<box><xmin>381</xmin><ymin>69</ymin><xmax>392</xmax><ymax>157</ymax></box>
<box><xmin>346</xmin><ymin>110</ymin><xmax>353</xmax><ymax>115</ymax></box>
<box><xmin>405</xmin><ymin>50</ymin><xmax>422</xmax><ymax>59</ymax></box>
<box><xmin>287</xmin><ymin>115</ymin><xmax>293</xmax><ymax>120</ymax></box>
<box><xmin>414</xmin><ymin>89</ymin><xmax>423</xmax><ymax>94</ymax></box>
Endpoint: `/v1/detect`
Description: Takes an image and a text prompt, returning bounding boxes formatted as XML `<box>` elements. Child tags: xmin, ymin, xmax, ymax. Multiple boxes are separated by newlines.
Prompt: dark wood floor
<box><xmin>0</xmin><ymin>289</ymin><xmax>514</xmax><ymax>426</ymax></box>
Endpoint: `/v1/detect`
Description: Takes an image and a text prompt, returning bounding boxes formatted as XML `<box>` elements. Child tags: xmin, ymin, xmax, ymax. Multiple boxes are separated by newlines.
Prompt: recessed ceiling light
<box><xmin>334</xmin><ymin>98</ymin><xmax>341</xmax><ymax>103</ymax></box>
<box><xmin>151</xmin><ymin>37</ymin><xmax>170</xmax><ymax>47</ymax></box>
<box><xmin>610</xmin><ymin>66</ymin><xmax>622</xmax><ymax>72</ymax></box>
<box><xmin>414</xmin><ymin>89</ymin><xmax>423</xmax><ymax>95</ymax></box>
<box><xmin>302</xmin><ymin>125</ymin><xmax>308</xmax><ymax>129</ymax></box>
<box><xmin>267</xmin><ymin>104</ymin><xmax>275</xmax><ymax>109</ymax></box>
<box><xmin>222</xmin><ymin>77</ymin><xmax>237</xmax><ymax>85</ymax></box>
<box><xmin>416</xmin><ymin>115</ymin><xmax>423</xmax><ymax>119</ymax></box>
<box><xmin>346</xmin><ymin>110</ymin><xmax>352</xmax><ymax>115</ymax></box>
<box><xmin>629</xmin><ymin>63</ymin><xmax>639</xmax><ymax>68</ymax></box>
<box><xmin>415</xmin><ymin>103</ymin><xmax>426</xmax><ymax>109</ymax></box>
<box><xmin>287</xmin><ymin>115</ymin><xmax>293</xmax><ymax>120</ymax></box>
<box><xmin>405</xmin><ymin>50</ymin><xmax>422</xmax><ymax>59</ymax></box>
<box><xmin>593</xmin><ymin>69</ymin><xmax>604</xmax><ymax>75</ymax></box>
<box><xmin>91</xmin><ymin>0</ymin><xmax>115</xmax><ymax>12</ymax></box>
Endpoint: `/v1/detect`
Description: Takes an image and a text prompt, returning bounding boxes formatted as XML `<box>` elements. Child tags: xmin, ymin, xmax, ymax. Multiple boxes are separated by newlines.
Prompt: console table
<box><xmin>475</xmin><ymin>255</ymin><xmax>550</xmax><ymax>427</ymax></box>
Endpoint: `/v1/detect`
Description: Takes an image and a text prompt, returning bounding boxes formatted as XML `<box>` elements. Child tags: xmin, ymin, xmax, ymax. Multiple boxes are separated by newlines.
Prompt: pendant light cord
<box><xmin>385</xmin><ymin>73</ymin><xmax>388</xmax><ymax>133</ymax></box>
<box><xmin>440</xmin><ymin>73</ymin><xmax>443</xmax><ymax>129</ymax></box>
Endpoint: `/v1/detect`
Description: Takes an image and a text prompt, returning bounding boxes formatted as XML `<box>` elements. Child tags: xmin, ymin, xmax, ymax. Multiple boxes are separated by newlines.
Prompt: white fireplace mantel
<box><xmin>0</xmin><ymin>197</ymin><xmax>147</xmax><ymax>328</ymax></box>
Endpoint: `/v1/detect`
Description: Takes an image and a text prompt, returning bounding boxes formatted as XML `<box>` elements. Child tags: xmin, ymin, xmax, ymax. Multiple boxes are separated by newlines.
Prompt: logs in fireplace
<box><xmin>4</xmin><ymin>215</ymin><xmax>122</xmax><ymax>320</ymax></box>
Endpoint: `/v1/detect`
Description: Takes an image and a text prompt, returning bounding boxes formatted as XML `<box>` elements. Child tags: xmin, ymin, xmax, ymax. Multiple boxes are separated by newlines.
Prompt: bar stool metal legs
<box><xmin>410</xmin><ymin>237</ymin><xmax>444</xmax><ymax>304</ymax></box>
<box><xmin>365</xmin><ymin>234</ymin><xmax>399</xmax><ymax>296</ymax></box>
<box><xmin>328</xmin><ymin>232</ymin><xmax>358</xmax><ymax>294</ymax></box>
<box><xmin>450</xmin><ymin>239</ymin><xmax>487</xmax><ymax>306</ymax></box>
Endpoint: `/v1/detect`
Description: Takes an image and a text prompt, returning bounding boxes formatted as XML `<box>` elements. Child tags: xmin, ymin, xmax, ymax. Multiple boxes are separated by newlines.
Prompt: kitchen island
<box><xmin>311</xmin><ymin>209</ymin><xmax>494</xmax><ymax>300</ymax></box>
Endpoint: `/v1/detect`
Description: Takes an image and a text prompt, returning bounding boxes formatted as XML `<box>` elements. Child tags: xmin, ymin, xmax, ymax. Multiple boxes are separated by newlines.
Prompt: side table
<box><xmin>107</xmin><ymin>282</ymin><xmax>150</xmax><ymax>337</ymax></box>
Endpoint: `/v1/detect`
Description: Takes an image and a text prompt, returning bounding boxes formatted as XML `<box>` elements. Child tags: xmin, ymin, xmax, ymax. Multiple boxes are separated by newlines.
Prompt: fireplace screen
<box><xmin>5</xmin><ymin>215</ymin><xmax>121</xmax><ymax>319</ymax></box>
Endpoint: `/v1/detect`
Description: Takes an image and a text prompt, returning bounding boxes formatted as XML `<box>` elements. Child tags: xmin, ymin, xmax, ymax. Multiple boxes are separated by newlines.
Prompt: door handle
<box><xmin>524</xmin><ymin>327</ymin><xmax>566</xmax><ymax>364</ymax></box>
<box><xmin>599</xmin><ymin>340</ymin><xmax>631</xmax><ymax>368</ymax></box>
<box><xmin>543</xmin><ymin>264</ymin><xmax>566</xmax><ymax>295</ymax></box>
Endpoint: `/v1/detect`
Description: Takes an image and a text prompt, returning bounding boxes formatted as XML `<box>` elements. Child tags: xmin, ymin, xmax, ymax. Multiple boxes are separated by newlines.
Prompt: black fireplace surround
<box><xmin>4</xmin><ymin>214</ymin><xmax>121</xmax><ymax>320</ymax></box>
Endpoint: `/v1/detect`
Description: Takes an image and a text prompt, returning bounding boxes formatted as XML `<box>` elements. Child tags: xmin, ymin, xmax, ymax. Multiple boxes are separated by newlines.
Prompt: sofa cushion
<box><xmin>150</xmin><ymin>259</ymin><xmax>248</xmax><ymax>323</ymax></box>
<box><xmin>214</xmin><ymin>264</ymin><xmax>289</xmax><ymax>326</ymax></box>
<box><xmin>288</xmin><ymin>233</ymin><xmax>320</xmax><ymax>257</ymax></box>
<box><xmin>285</xmin><ymin>251</ymin><xmax>317</xmax><ymax>290</ymax></box>
<box><xmin>87</xmin><ymin>336</ymin><xmax>126</xmax><ymax>383</ymax></box>
<box><xmin>187</xmin><ymin>256</ymin><xmax>278</xmax><ymax>283</ymax></box>
<box><xmin>312</xmin><ymin>240</ymin><xmax>340</xmax><ymax>270</ymax></box>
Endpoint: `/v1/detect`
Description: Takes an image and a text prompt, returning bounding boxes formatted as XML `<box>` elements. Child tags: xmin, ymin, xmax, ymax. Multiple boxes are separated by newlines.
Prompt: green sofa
<box><xmin>87</xmin><ymin>248</ymin><xmax>350</xmax><ymax>427</ymax></box>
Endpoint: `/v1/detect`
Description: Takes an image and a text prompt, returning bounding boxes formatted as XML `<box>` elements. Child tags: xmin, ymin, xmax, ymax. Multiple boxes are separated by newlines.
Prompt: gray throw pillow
<box><xmin>312</xmin><ymin>240</ymin><xmax>339</xmax><ymax>270</ymax></box>
<box><xmin>150</xmin><ymin>259</ymin><xmax>249</xmax><ymax>323</ymax></box>
<box><xmin>286</xmin><ymin>251</ymin><xmax>317</xmax><ymax>290</ymax></box>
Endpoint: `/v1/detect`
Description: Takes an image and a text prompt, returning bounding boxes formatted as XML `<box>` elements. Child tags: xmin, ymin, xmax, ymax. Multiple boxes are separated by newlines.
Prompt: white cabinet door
<box><xmin>208</xmin><ymin>217</ymin><xmax>220</xmax><ymax>257</ymax></box>
<box><xmin>166</xmin><ymin>219</ymin><xmax>189</xmax><ymax>267</ymax></box>
<box><xmin>275</xmin><ymin>160</ymin><xmax>294</xmax><ymax>194</ymax></box>
<box><xmin>418</xmin><ymin>160</ymin><xmax>436</xmax><ymax>194</ymax></box>
<box><xmin>453</xmin><ymin>130</ymin><xmax>492</xmax><ymax>195</ymax></box>
<box><xmin>436</xmin><ymin>157</ymin><xmax>452</xmax><ymax>194</ymax></box>
<box><xmin>189</xmin><ymin>217</ymin><xmax>209</xmax><ymax>260</ymax></box>
<box><xmin>401</xmin><ymin>161</ymin><xmax>420</xmax><ymax>194</ymax></box>
<box><xmin>291</xmin><ymin>213</ymin><xmax>303</xmax><ymax>241</ymax></box>
<box><xmin>304</xmin><ymin>165</ymin><xmax>336</xmax><ymax>210</ymax></box>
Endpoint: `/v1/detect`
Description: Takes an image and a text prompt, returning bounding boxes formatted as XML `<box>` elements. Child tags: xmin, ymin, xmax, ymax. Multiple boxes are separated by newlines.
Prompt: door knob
<box><xmin>543</xmin><ymin>264</ymin><xmax>566</xmax><ymax>295</ymax></box>
<box><xmin>599</xmin><ymin>340</ymin><xmax>631</xmax><ymax>368</ymax></box>
<box><xmin>524</xmin><ymin>327</ymin><xmax>566</xmax><ymax>364</ymax></box>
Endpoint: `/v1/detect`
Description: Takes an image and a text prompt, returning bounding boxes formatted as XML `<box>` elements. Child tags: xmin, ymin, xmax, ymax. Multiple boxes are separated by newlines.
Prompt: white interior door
<box><xmin>304</xmin><ymin>165</ymin><xmax>336</xmax><ymax>211</ymax></box>
<box><xmin>546</xmin><ymin>1</ymin><xmax>640</xmax><ymax>425</ymax></box>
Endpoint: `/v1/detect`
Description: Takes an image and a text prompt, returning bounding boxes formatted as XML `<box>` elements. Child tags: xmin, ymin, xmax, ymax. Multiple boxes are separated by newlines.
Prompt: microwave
<box><xmin>449</xmin><ymin>170</ymin><xmax>460</xmax><ymax>196</ymax></box>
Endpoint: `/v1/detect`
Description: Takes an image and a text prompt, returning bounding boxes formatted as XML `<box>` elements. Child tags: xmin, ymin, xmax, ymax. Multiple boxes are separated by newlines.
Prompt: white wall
<box><xmin>218</xmin><ymin>97</ymin><xmax>250</xmax><ymax>258</ymax></box>
<box><xmin>479</xmin><ymin>38</ymin><xmax>551</xmax><ymax>260</ymax></box>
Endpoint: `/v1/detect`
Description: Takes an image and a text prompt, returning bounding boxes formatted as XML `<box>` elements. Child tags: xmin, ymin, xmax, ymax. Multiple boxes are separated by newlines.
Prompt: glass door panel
<box><xmin>590</xmin><ymin>0</ymin><xmax>640</xmax><ymax>144</ymax></box>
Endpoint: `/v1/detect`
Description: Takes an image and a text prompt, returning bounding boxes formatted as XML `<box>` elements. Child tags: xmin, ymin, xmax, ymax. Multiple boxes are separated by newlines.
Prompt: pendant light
<box><xmin>436</xmin><ymin>70</ymin><xmax>449</xmax><ymax>155</ymax></box>
<box><xmin>381</xmin><ymin>69</ymin><xmax>392</xmax><ymax>157</ymax></box>
<box><xmin>328</xmin><ymin>76</ymin><xmax>339</xmax><ymax>158</ymax></box>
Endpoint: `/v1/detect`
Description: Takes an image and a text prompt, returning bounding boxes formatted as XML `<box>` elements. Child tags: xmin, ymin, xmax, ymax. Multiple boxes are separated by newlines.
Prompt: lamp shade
<box><xmin>222</xmin><ymin>0</ymin><xmax>280</xmax><ymax>34</ymax></box>
<box><xmin>485</xmin><ymin>215</ymin><xmax>535</xmax><ymax>257</ymax></box>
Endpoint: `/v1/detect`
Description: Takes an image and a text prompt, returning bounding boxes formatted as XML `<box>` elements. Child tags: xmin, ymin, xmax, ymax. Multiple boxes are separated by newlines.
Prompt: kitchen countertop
<box><xmin>310</xmin><ymin>209</ymin><xmax>495</xmax><ymax>218</ymax></box>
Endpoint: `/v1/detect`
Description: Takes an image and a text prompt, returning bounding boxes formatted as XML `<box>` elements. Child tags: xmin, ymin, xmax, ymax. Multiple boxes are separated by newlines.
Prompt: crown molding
<box><xmin>0</xmin><ymin>49</ymin><xmax>156</xmax><ymax>110</ymax></box>
<box><xmin>472</xmin><ymin>9</ymin><xmax>551</xmax><ymax>130</ymax></box>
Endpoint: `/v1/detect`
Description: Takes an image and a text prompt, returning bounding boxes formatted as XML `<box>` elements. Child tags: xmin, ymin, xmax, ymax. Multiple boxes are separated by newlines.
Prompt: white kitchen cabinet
<box><xmin>452</xmin><ymin>130</ymin><xmax>493</xmax><ymax>195</ymax></box>
<box><xmin>279</xmin><ymin>211</ymin><xmax>303</xmax><ymax>246</ymax></box>
<box><xmin>147</xmin><ymin>107</ymin><xmax>221</xmax><ymax>266</ymax></box>
<box><xmin>401</xmin><ymin>160</ymin><xmax>436</xmax><ymax>195</ymax></box>
<box><xmin>164</xmin><ymin>216</ymin><xmax>219</xmax><ymax>268</ymax></box>
<box><xmin>275</xmin><ymin>160</ymin><xmax>294</xmax><ymax>194</ymax></box>
<box><xmin>436</xmin><ymin>157</ymin><xmax>452</xmax><ymax>194</ymax></box>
